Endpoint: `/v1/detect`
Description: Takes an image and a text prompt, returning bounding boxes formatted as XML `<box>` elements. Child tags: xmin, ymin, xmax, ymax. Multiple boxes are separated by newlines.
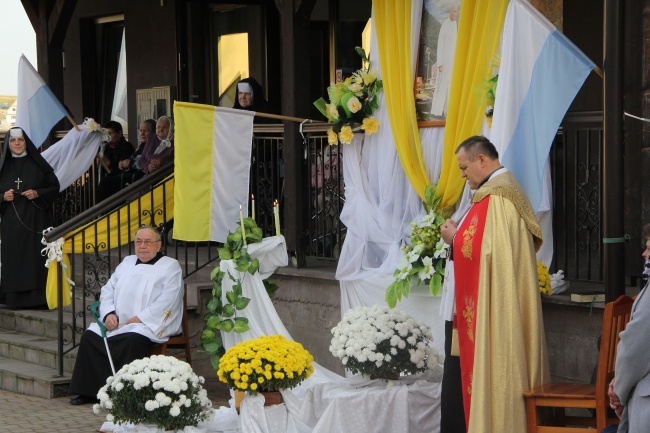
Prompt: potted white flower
<box><xmin>94</xmin><ymin>355</ymin><xmax>213</xmax><ymax>432</ymax></box>
<box><xmin>330</xmin><ymin>306</ymin><xmax>442</xmax><ymax>380</ymax></box>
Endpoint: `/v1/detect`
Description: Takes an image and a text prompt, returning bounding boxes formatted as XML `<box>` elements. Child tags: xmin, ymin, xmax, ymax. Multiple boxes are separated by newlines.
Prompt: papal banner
<box><xmin>173</xmin><ymin>101</ymin><xmax>255</xmax><ymax>242</ymax></box>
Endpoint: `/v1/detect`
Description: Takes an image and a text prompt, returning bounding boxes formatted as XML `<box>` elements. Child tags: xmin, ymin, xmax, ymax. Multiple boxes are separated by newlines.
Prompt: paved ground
<box><xmin>0</xmin><ymin>377</ymin><xmax>231</xmax><ymax>433</ymax></box>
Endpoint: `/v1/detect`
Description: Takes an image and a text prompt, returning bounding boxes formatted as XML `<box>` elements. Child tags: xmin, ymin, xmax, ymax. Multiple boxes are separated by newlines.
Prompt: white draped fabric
<box><xmin>42</xmin><ymin>124</ymin><xmax>102</xmax><ymax>191</ymax></box>
<box><xmin>335</xmin><ymin>1</ymin><xmax>447</xmax><ymax>354</ymax></box>
<box><xmin>197</xmin><ymin>237</ymin><xmax>442</xmax><ymax>433</ymax></box>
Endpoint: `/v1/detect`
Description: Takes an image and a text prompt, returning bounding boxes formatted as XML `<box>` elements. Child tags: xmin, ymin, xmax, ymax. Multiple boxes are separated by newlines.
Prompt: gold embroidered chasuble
<box><xmin>464</xmin><ymin>172</ymin><xmax>549</xmax><ymax>432</ymax></box>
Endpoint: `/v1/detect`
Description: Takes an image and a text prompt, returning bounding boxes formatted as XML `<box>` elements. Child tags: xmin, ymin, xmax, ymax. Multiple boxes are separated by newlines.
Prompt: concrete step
<box><xmin>0</xmin><ymin>328</ymin><xmax>77</xmax><ymax>374</ymax></box>
<box><xmin>0</xmin><ymin>355</ymin><xmax>72</xmax><ymax>399</ymax></box>
<box><xmin>0</xmin><ymin>308</ymin><xmax>85</xmax><ymax>340</ymax></box>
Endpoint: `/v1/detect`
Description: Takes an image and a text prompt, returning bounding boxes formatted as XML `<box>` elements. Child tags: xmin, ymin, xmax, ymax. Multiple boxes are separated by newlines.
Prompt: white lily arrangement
<box><xmin>330</xmin><ymin>306</ymin><xmax>442</xmax><ymax>378</ymax></box>
<box><xmin>94</xmin><ymin>355</ymin><xmax>213</xmax><ymax>432</ymax></box>
<box><xmin>386</xmin><ymin>184</ymin><xmax>449</xmax><ymax>307</ymax></box>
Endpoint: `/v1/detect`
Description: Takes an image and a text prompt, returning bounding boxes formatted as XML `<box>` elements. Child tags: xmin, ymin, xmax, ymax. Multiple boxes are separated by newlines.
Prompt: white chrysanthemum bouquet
<box><xmin>330</xmin><ymin>306</ymin><xmax>442</xmax><ymax>378</ymax></box>
<box><xmin>94</xmin><ymin>355</ymin><xmax>213</xmax><ymax>431</ymax></box>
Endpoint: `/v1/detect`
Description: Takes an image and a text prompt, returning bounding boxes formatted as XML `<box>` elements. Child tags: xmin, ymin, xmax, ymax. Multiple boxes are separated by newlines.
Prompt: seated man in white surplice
<box><xmin>68</xmin><ymin>226</ymin><xmax>183</xmax><ymax>405</ymax></box>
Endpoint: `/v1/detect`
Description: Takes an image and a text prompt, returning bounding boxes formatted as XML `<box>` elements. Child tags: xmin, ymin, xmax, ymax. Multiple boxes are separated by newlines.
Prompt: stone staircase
<box><xmin>0</xmin><ymin>308</ymin><xmax>82</xmax><ymax>398</ymax></box>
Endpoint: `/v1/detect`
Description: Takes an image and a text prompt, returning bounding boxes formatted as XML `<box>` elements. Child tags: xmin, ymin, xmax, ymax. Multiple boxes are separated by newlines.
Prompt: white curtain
<box><xmin>335</xmin><ymin>1</ymin><xmax>446</xmax><ymax>355</ymax></box>
<box><xmin>111</xmin><ymin>29</ymin><xmax>128</xmax><ymax>133</ymax></box>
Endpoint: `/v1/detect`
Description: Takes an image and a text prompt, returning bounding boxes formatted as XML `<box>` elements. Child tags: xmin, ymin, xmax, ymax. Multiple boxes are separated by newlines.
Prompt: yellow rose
<box><xmin>348</xmin><ymin>83</ymin><xmax>363</xmax><ymax>94</ymax></box>
<box><xmin>346</xmin><ymin>96</ymin><xmax>362</xmax><ymax>113</ymax></box>
<box><xmin>339</xmin><ymin>125</ymin><xmax>354</xmax><ymax>144</ymax></box>
<box><xmin>361</xmin><ymin>117</ymin><xmax>380</xmax><ymax>135</ymax></box>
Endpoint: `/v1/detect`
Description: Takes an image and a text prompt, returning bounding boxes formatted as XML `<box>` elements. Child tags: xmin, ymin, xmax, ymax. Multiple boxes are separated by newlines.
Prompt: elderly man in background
<box><xmin>68</xmin><ymin>226</ymin><xmax>183</xmax><ymax>405</ymax></box>
<box><xmin>439</xmin><ymin>135</ymin><xmax>549</xmax><ymax>432</ymax></box>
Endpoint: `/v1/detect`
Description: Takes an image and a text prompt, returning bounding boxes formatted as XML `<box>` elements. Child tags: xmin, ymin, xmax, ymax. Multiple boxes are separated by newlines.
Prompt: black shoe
<box><xmin>69</xmin><ymin>395</ymin><xmax>97</xmax><ymax>405</ymax></box>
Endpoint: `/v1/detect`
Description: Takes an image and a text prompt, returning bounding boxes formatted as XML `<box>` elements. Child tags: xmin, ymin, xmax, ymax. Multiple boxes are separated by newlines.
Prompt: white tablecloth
<box><xmin>233</xmin><ymin>375</ymin><xmax>441</xmax><ymax>433</ymax></box>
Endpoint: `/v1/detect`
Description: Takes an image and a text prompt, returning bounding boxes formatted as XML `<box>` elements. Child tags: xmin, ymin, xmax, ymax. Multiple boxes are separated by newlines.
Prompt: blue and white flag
<box><xmin>16</xmin><ymin>55</ymin><xmax>68</xmax><ymax>148</ymax></box>
<box><xmin>491</xmin><ymin>0</ymin><xmax>595</xmax><ymax>212</ymax></box>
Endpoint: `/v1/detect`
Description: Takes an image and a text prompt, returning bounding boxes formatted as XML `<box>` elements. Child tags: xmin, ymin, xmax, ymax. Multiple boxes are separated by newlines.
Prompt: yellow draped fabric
<box><xmin>468</xmin><ymin>172</ymin><xmax>549</xmax><ymax>431</ymax></box>
<box><xmin>374</xmin><ymin>0</ymin><xmax>429</xmax><ymax>200</ymax></box>
<box><xmin>45</xmin><ymin>178</ymin><xmax>175</xmax><ymax>308</ymax></box>
<box><xmin>437</xmin><ymin>0</ymin><xmax>509</xmax><ymax>207</ymax></box>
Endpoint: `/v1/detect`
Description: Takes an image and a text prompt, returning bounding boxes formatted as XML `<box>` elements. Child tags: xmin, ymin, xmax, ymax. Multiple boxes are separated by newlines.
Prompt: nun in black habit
<box><xmin>0</xmin><ymin>127</ymin><xmax>60</xmax><ymax>309</ymax></box>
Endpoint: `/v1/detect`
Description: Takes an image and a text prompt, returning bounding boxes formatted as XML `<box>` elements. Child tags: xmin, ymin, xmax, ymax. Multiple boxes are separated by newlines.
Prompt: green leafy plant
<box><xmin>201</xmin><ymin>218</ymin><xmax>280</xmax><ymax>371</ymax></box>
<box><xmin>385</xmin><ymin>184</ymin><xmax>450</xmax><ymax>308</ymax></box>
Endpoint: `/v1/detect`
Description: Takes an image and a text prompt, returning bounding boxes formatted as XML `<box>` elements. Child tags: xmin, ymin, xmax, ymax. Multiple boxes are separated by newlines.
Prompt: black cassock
<box><xmin>0</xmin><ymin>148</ymin><xmax>59</xmax><ymax>308</ymax></box>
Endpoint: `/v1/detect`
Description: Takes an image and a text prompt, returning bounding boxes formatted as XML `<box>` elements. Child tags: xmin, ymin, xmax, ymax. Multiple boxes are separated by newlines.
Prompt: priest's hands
<box><xmin>22</xmin><ymin>189</ymin><xmax>39</xmax><ymax>200</ymax></box>
<box><xmin>441</xmin><ymin>219</ymin><xmax>458</xmax><ymax>245</ymax></box>
<box><xmin>104</xmin><ymin>313</ymin><xmax>119</xmax><ymax>331</ymax></box>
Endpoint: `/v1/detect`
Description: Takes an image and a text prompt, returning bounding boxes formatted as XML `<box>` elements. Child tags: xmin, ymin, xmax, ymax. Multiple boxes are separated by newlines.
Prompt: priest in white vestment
<box><xmin>68</xmin><ymin>226</ymin><xmax>184</xmax><ymax>405</ymax></box>
<box><xmin>430</xmin><ymin>3</ymin><xmax>458</xmax><ymax>117</ymax></box>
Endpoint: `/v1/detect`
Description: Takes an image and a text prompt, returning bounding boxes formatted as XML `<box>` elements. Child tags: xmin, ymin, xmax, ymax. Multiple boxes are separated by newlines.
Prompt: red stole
<box><xmin>453</xmin><ymin>196</ymin><xmax>490</xmax><ymax>427</ymax></box>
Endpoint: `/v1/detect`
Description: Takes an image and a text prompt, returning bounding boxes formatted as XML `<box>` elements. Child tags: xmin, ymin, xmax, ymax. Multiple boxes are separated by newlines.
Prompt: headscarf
<box><xmin>154</xmin><ymin>116</ymin><xmax>174</xmax><ymax>155</ymax></box>
<box><xmin>232</xmin><ymin>77</ymin><xmax>268</xmax><ymax>112</ymax></box>
<box><xmin>0</xmin><ymin>127</ymin><xmax>56</xmax><ymax>175</ymax></box>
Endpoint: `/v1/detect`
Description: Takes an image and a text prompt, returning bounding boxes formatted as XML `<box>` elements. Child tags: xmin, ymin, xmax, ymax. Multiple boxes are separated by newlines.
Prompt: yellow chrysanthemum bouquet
<box><xmin>314</xmin><ymin>47</ymin><xmax>383</xmax><ymax>145</ymax></box>
<box><xmin>538</xmin><ymin>260</ymin><xmax>552</xmax><ymax>295</ymax></box>
<box><xmin>217</xmin><ymin>335</ymin><xmax>314</xmax><ymax>395</ymax></box>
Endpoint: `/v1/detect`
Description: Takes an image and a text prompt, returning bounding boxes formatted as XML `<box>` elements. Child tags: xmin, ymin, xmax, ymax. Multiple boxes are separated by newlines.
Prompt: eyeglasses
<box><xmin>135</xmin><ymin>239</ymin><xmax>160</xmax><ymax>246</ymax></box>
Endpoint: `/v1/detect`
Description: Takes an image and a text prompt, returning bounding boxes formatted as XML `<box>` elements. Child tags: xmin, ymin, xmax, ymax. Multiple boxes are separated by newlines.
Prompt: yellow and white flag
<box><xmin>173</xmin><ymin>101</ymin><xmax>255</xmax><ymax>242</ymax></box>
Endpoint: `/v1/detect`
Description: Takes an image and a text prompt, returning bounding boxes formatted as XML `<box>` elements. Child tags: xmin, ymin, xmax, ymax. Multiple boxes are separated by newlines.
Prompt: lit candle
<box><xmin>274</xmin><ymin>199</ymin><xmax>281</xmax><ymax>237</ymax></box>
<box><xmin>251</xmin><ymin>194</ymin><xmax>256</xmax><ymax>221</ymax></box>
<box><xmin>239</xmin><ymin>204</ymin><xmax>247</xmax><ymax>246</ymax></box>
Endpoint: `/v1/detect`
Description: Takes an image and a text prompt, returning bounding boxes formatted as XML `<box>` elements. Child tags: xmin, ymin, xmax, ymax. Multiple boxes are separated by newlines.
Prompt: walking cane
<box><xmin>89</xmin><ymin>301</ymin><xmax>116</xmax><ymax>375</ymax></box>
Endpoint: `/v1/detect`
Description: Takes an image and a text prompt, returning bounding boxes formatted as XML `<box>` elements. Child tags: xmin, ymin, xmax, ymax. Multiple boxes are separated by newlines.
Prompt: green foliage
<box><xmin>385</xmin><ymin>183</ymin><xmax>449</xmax><ymax>308</ymax></box>
<box><xmin>201</xmin><ymin>218</ymin><xmax>281</xmax><ymax>371</ymax></box>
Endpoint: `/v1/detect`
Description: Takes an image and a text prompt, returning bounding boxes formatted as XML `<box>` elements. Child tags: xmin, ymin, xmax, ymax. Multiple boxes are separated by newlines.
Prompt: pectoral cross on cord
<box><xmin>15</xmin><ymin>177</ymin><xmax>22</xmax><ymax>190</ymax></box>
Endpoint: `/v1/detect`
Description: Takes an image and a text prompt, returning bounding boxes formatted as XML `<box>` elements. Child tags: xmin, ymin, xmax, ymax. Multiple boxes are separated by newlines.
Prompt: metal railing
<box><xmin>551</xmin><ymin>114</ymin><xmax>604</xmax><ymax>282</ymax></box>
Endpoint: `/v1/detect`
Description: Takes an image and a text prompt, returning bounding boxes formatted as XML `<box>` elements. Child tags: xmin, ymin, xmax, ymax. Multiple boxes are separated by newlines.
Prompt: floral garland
<box><xmin>217</xmin><ymin>335</ymin><xmax>314</xmax><ymax>395</ymax></box>
<box><xmin>330</xmin><ymin>306</ymin><xmax>442</xmax><ymax>378</ymax></box>
<box><xmin>538</xmin><ymin>260</ymin><xmax>552</xmax><ymax>295</ymax></box>
<box><xmin>201</xmin><ymin>218</ymin><xmax>279</xmax><ymax>371</ymax></box>
<box><xmin>313</xmin><ymin>47</ymin><xmax>383</xmax><ymax>145</ymax></box>
<box><xmin>94</xmin><ymin>355</ymin><xmax>213</xmax><ymax>431</ymax></box>
<box><xmin>386</xmin><ymin>184</ymin><xmax>450</xmax><ymax>308</ymax></box>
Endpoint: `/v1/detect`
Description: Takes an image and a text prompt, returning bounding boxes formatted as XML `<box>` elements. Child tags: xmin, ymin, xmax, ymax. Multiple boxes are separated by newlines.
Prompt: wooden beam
<box><xmin>20</xmin><ymin>0</ymin><xmax>39</xmax><ymax>32</ymax></box>
<box><xmin>48</xmin><ymin>0</ymin><xmax>77</xmax><ymax>46</ymax></box>
<box><xmin>275</xmin><ymin>0</ymin><xmax>317</xmax><ymax>266</ymax></box>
